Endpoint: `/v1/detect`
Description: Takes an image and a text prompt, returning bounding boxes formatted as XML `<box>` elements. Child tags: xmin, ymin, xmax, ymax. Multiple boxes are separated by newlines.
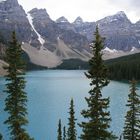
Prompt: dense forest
<box><xmin>56</xmin><ymin>53</ymin><xmax>140</xmax><ymax>81</ymax></box>
<box><xmin>106</xmin><ymin>53</ymin><xmax>140</xmax><ymax>80</ymax></box>
<box><xmin>55</xmin><ymin>59</ymin><xmax>89</xmax><ymax>70</ymax></box>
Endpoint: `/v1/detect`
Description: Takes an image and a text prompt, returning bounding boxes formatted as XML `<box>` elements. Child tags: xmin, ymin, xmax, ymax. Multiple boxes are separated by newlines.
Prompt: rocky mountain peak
<box><xmin>0</xmin><ymin>2</ymin><xmax>140</xmax><ymax>69</ymax></box>
<box><xmin>56</xmin><ymin>16</ymin><xmax>76</xmax><ymax>31</ymax></box>
<box><xmin>116</xmin><ymin>11</ymin><xmax>126</xmax><ymax>17</ymax></box>
<box><xmin>113</xmin><ymin>11</ymin><xmax>129</xmax><ymax>21</ymax></box>
<box><xmin>0</xmin><ymin>0</ymin><xmax>19</xmax><ymax>8</ymax></box>
<box><xmin>56</xmin><ymin>16</ymin><xmax>69</xmax><ymax>23</ymax></box>
<box><xmin>135</xmin><ymin>20</ymin><xmax>140</xmax><ymax>25</ymax></box>
<box><xmin>28</xmin><ymin>8</ymin><xmax>51</xmax><ymax>22</ymax></box>
<box><xmin>0</xmin><ymin>0</ymin><xmax>21</xmax><ymax>11</ymax></box>
<box><xmin>0</xmin><ymin>0</ymin><xmax>26</xmax><ymax>19</ymax></box>
<box><xmin>97</xmin><ymin>11</ymin><xmax>130</xmax><ymax>24</ymax></box>
<box><xmin>73</xmin><ymin>16</ymin><xmax>83</xmax><ymax>24</ymax></box>
<box><xmin>0</xmin><ymin>0</ymin><xmax>37</xmax><ymax>43</ymax></box>
<box><xmin>0</xmin><ymin>0</ymin><xmax>28</xmax><ymax>24</ymax></box>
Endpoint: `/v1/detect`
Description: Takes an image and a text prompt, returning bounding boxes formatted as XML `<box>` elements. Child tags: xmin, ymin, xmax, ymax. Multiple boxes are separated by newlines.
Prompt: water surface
<box><xmin>0</xmin><ymin>70</ymin><xmax>138</xmax><ymax>140</ymax></box>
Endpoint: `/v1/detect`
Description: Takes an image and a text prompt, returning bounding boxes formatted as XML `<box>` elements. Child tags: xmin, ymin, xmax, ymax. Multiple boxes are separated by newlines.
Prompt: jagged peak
<box><xmin>73</xmin><ymin>16</ymin><xmax>83</xmax><ymax>24</ymax></box>
<box><xmin>28</xmin><ymin>8</ymin><xmax>50</xmax><ymax>19</ymax></box>
<box><xmin>0</xmin><ymin>0</ymin><xmax>19</xmax><ymax>5</ymax></box>
<box><xmin>97</xmin><ymin>11</ymin><xmax>130</xmax><ymax>24</ymax></box>
<box><xmin>29</xmin><ymin>8</ymin><xmax>47</xmax><ymax>14</ymax></box>
<box><xmin>117</xmin><ymin>11</ymin><xmax>125</xmax><ymax>14</ymax></box>
<box><xmin>116</xmin><ymin>11</ymin><xmax>126</xmax><ymax>16</ymax></box>
<box><xmin>135</xmin><ymin>20</ymin><xmax>140</xmax><ymax>24</ymax></box>
<box><xmin>56</xmin><ymin>16</ymin><xmax>69</xmax><ymax>23</ymax></box>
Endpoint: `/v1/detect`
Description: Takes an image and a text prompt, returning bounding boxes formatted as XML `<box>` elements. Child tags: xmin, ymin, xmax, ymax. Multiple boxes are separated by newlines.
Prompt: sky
<box><xmin>18</xmin><ymin>0</ymin><xmax>140</xmax><ymax>23</ymax></box>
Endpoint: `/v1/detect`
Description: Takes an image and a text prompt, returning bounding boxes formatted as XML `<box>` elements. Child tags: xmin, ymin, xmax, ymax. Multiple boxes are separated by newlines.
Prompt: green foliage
<box><xmin>106</xmin><ymin>53</ymin><xmax>140</xmax><ymax>80</ymax></box>
<box><xmin>123</xmin><ymin>79</ymin><xmax>140</xmax><ymax>140</ymax></box>
<box><xmin>67</xmin><ymin>99</ymin><xmax>77</xmax><ymax>140</ymax></box>
<box><xmin>63</xmin><ymin>126</ymin><xmax>66</xmax><ymax>140</ymax></box>
<box><xmin>55</xmin><ymin>59</ymin><xmax>89</xmax><ymax>70</ymax></box>
<box><xmin>4</xmin><ymin>31</ymin><xmax>33</xmax><ymax>140</ymax></box>
<box><xmin>0</xmin><ymin>32</ymin><xmax>7</xmax><ymax>45</ymax></box>
<box><xmin>57</xmin><ymin>119</ymin><xmax>62</xmax><ymax>140</ymax></box>
<box><xmin>79</xmin><ymin>27</ymin><xmax>113</xmax><ymax>140</ymax></box>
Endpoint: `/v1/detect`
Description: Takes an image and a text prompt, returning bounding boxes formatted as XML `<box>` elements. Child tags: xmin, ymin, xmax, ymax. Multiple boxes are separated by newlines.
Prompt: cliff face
<box><xmin>28</xmin><ymin>8</ymin><xmax>89</xmax><ymax>51</ymax></box>
<box><xmin>0</xmin><ymin>0</ymin><xmax>90</xmax><ymax>68</ymax></box>
<box><xmin>72</xmin><ymin>12</ymin><xmax>140</xmax><ymax>51</ymax></box>
<box><xmin>0</xmin><ymin>0</ymin><xmax>140</xmax><ymax>69</ymax></box>
<box><xmin>0</xmin><ymin>0</ymin><xmax>38</xmax><ymax>43</ymax></box>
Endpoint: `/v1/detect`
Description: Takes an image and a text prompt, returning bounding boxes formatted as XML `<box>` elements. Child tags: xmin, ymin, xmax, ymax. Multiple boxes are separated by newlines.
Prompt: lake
<box><xmin>0</xmin><ymin>70</ymin><xmax>138</xmax><ymax>140</ymax></box>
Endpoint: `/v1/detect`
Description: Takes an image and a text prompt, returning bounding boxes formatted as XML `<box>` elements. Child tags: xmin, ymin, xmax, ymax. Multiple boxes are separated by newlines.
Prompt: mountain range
<box><xmin>0</xmin><ymin>0</ymin><xmax>140</xmax><ymax>70</ymax></box>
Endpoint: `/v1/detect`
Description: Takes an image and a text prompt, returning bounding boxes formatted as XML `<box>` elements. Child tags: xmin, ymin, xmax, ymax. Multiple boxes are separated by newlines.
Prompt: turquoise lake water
<box><xmin>0</xmin><ymin>70</ymin><xmax>138</xmax><ymax>140</ymax></box>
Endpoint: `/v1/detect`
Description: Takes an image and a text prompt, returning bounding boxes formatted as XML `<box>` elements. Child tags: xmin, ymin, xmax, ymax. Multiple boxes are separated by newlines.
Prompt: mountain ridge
<box><xmin>0</xmin><ymin>0</ymin><xmax>140</xmax><ymax>70</ymax></box>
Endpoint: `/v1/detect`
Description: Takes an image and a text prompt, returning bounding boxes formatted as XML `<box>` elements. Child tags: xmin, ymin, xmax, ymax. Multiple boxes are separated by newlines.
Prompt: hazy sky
<box><xmin>18</xmin><ymin>0</ymin><xmax>140</xmax><ymax>23</ymax></box>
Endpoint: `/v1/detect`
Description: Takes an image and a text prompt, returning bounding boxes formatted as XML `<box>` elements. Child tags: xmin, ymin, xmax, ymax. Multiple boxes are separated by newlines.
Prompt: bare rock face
<box><xmin>96</xmin><ymin>11</ymin><xmax>139</xmax><ymax>51</ymax></box>
<box><xmin>72</xmin><ymin>11</ymin><xmax>140</xmax><ymax>51</ymax></box>
<box><xmin>28</xmin><ymin>8</ymin><xmax>89</xmax><ymax>53</ymax></box>
<box><xmin>0</xmin><ymin>0</ymin><xmax>39</xmax><ymax>44</ymax></box>
<box><xmin>58</xmin><ymin>12</ymin><xmax>140</xmax><ymax>51</ymax></box>
<box><xmin>28</xmin><ymin>8</ymin><xmax>60</xmax><ymax>45</ymax></box>
<box><xmin>56</xmin><ymin>16</ymin><xmax>75</xmax><ymax>31</ymax></box>
<box><xmin>1</xmin><ymin>1</ymin><xmax>140</xmax><ymax>68</ymax></box>
<box><xmin>0</xmin><ymin>1</ymin><xmax>90</xmax><ymax>68</ymax></box>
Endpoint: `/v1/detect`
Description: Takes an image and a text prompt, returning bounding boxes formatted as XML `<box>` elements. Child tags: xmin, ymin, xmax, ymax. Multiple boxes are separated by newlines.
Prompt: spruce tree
<box><xmin>0</xmin><ymin>133</ymin><xmax>2</xmax><ymax>140</ymax></box>
<box><xmin>123</xmin><ymin>79</ymin><xmax>140</xmax><ymax>140</ymax></box>
<box><xmin>79</xmin><ymin>26</ymin><xmax>112</xmax><ymax>140</ymax></box>
<box><xmin>57</xmin><ymin>119</ymin><xmax>62</xmax><ymax>140</ymax></box>
<box><xmin>63</xmin><ymin>126</ymin><xmax>66</xmax><ymax>140</ymax></box>
<box><xmin>67</xmin><ymin>99</ymin><xmax>77</xmax><ymax>140</ymax></box>
<box><xmin>4</xmin><ymin>32</ymin><xmax>33</xmax><ymax>140</ymax></box>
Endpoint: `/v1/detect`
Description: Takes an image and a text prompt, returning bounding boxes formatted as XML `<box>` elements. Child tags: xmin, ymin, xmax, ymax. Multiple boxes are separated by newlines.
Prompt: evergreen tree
<box><xmin>4</xmin><ymin>32</ymin><xmax>33</xmax><ymax>140</ymax></box>
<box><xmin>67</xmin><ymin>99</ymin><xmax>77</xmax><ymax>140</ymax></box>
<box><xmin>123</xmin><ymin>79</ymin><xmax>140</xmax><ymax>140</ymax></box>
<box><xmin>57</xmin><ymin>119</ymin><xmax>62</xmax><ymax>140</ymax></box>
<box><xmin>79</xmin><ymin>26</ymin><xmax>113</xmax><ymax>140</ymax></box>
<box><xmin>63</xmin><ymin>126</ymin><xmax>66</xmax><ymax>140</ymax></box>
<box><xmin>0</xmin><ymin>133</ymin><xmax>2</xmax><ymax>140</ymax></box>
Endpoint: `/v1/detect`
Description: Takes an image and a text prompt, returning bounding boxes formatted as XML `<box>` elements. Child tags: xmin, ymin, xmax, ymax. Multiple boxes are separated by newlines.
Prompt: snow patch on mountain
<box><xmin>56</xmin><ymin>16</ymin><xmax>69</xmax><ymax>23</ymax></box>
<box><xmin>97</xmin><ymin>11</ymin><xmax>128</xmax><ymax>24</ymax></box>
<box><xmin>103</xmin><ymin>47</ymin><xmax>118</xmax><ymax>53</ymax></box>
<box><xmin>73</xmin><ymin>17</ymin><xmax>83</xmax><ymax>25</ymax></box>
<box><xmin>27</xmin><ymin>13</ymin><xmax>45</xmax><ymax>46</ymax></box>
<box><xmin>131</xmin><ymin>47</ymin><xmax>137</xmax><ymax>52</ymax></box>
<box><xmin>0</xmin><ymin>0</ymin><xmax>6</xmax><ymax>3</ymax></box>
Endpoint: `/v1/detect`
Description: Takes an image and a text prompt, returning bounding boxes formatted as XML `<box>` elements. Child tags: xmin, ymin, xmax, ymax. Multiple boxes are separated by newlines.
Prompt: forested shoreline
<box><xmin>106</xmin><ymin>53</ymin><xmax>140</xmax><ymax>80</ymax></box>
<box><xmin>1</xmin><ymin>28</ymin><xmax>140</xmax><ymax>139</ymax></box>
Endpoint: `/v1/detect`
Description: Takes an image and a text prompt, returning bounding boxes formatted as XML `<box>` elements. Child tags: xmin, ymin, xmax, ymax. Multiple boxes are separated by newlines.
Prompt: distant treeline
<box><xmin>55</xmin><ymin>53</ymin><xmax>140</xmax><ymax>81</ymax></box>
<box><xmin>54</xmin><ymin>59</ymin><xmax>89</xmax><ymax>70</ymax></box>
<box><xmin>106</xmin><ymin>53</ymin><xmax>140</xmax><ymax>80</ymax></box>
<box><xmin>4</xmin><ymin>37</ymin><xmax>140</xmax><ymax>80</ymax></box>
